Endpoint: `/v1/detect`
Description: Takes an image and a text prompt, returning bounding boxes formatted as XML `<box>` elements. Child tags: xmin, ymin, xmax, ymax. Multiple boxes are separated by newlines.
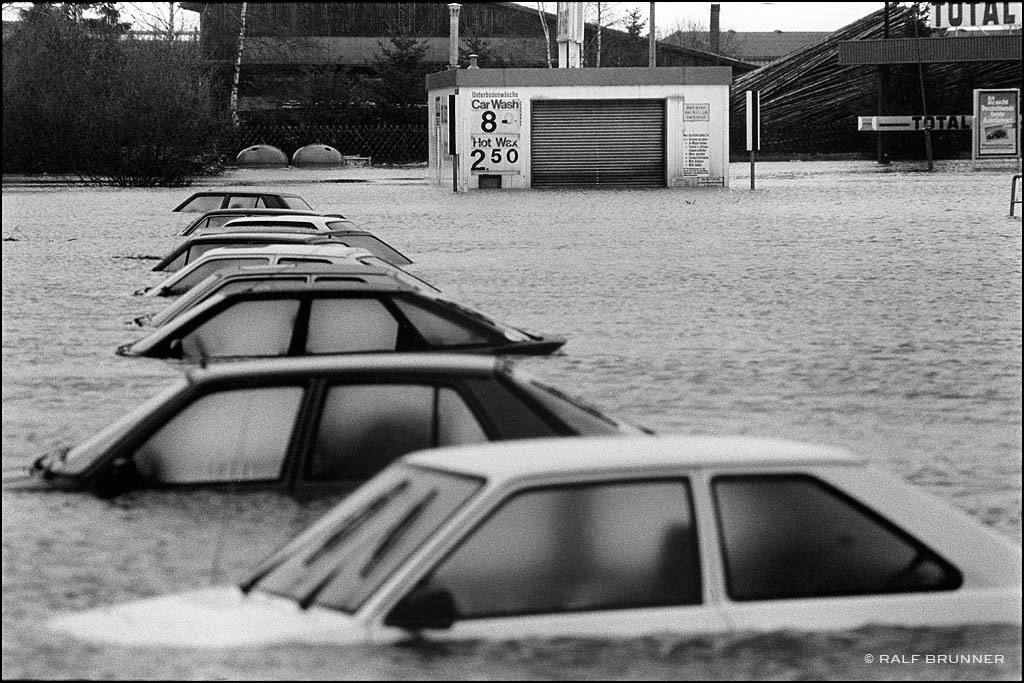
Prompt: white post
<box><xmin>448</xmin><ymin>4</ymin><xmax>461</xmax><ymax>69</ymax></box>
<box><xmin>556</xmin><ymin>2</ymin><xmax>584</xmax><ymax>68</ymax></box>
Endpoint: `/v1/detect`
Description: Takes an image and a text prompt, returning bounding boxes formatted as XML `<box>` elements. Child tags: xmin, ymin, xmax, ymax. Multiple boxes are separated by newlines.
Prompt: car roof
<box><xmin>223</xmin><ymin>215</ymin><xmax>343</xmax><ymax>227</ymax></box>
<box><xmin>214</xmin><ymin>225</ymin><xmax>325</xmax><ymax>235</ymax></box>
<box><xmin>204</xmin><ymin>273</ymin><xmax>419</xmax><ymax>298</ymax></box>
<box><xmin>182</xmin><ymin>190</ymin><xmax>302</xmax><ymax>198</ymax></box>
<box><xmin>196</xmin><ymin>208</ymin><xmax>341</xmax><ymax>218</ymax></box>
<box><xmin>196</xmin><ymin>243</ymin><xmax>373</xmax><ymax>259</ymax></box>
<box><xmin>183</xmin><ymin>353</ymin><xmax>505</xmax><ymax>384</ymax></box>
<box><xmin>403</xmin><ymin>435</ymin><xmax>866</xmax><ymax>480</ymax></box>
<box><xmin>205</xmin><ymin>262</ymin><xmax>397</xmax><ymax>280</ymax></box>
<box><xmin>181</xmin><ymin>232</ymin><xmax>326</xmax><ymax>244</ymax></box>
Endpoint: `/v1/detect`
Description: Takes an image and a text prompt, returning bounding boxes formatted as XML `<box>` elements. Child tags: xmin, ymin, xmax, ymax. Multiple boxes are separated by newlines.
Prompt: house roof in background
<box><xmin>665</xmin><ymin>30</ymin><xmax>831</xmax><ymax>62</ymax></box>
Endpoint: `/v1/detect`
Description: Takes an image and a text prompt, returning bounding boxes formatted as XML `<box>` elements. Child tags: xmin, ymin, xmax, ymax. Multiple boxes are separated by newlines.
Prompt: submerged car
<box><xmin>172</xmin><ymin>191</ymin><xmax>314</xmax><ymax>213</ymax></box>
<box><xmin>45</xmin><ymin>435</ymin><xmax>1021</xmax><ymax>648</ymax></box>
<box><xmin>153</xmin><ymin>232</ymin><xmax>337</xmax><ymax>273</ymax></box>
<box><xmin>23</xmin><ymin>356</ymin><xmax>643</xmax><ymax>497</ymax></box>
<box><xmin>139</xmin><ymin>244</ymin><xmax>425</xmax><ymax>298</ymax></box>
<box><xmin>179</xmin><ymin>209</ymin><xmax>347</xmax><ymax>237</ymax></box>
<box><xmin>154</xmin><ymin>228</ymin><xmax>412</xmax><ymax>272</ymax></box>
<box><xmin>118</xmin><ymin>276</ymin><xmax>565</xmax><ymax>360</ymax></box>
<box><xmin>134</xmin><ymin>263</ymin><xmax>435</xmax><ymax>329</ymax></box>
<box><xmin>219</xmin><ymin>217</ymin><xmax>413</xmax><ymax>266</ymax></box>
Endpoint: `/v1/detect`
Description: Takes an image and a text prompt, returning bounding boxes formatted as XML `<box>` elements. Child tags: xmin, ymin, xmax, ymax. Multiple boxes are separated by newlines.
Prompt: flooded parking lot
<box><xmin>2</xmin><ymin>160</ymin><xmax>1021</xmax><ymax>679</ymax></box>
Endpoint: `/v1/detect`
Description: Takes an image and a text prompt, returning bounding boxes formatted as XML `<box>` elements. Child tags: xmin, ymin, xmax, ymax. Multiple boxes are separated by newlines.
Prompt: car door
<box><xmin>117</xmin><ymin>381</ymin><xmax>310</xmax><ymax>491</ymax></box>
<box><xmin>377</xmin><ymin>477</ymin><xmax>729</xmax><ymax>640</ymax></box>
<box><xmin>292</xmin><ymin>378</ymin><xmax>491</xmax><ymax>494</ymax></box>
<box><xmin>709</xmin><ymin>472</ymin><xmax>966</xmax><ymax>631</ymax></box>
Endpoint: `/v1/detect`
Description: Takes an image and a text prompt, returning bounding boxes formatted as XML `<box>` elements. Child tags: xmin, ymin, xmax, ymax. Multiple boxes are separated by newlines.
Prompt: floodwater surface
<box><xmin>2</xmin><ymin>160</ymin><xmax>1021</xmax><ymax>679</ymax></box>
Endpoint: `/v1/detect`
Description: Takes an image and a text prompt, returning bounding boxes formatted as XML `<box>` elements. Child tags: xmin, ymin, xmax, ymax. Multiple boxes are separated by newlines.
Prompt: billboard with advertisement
<box><xmin>973</xmin><ymin>89</ymin><xmax>1020</xmax><ymax>160</ymax></box>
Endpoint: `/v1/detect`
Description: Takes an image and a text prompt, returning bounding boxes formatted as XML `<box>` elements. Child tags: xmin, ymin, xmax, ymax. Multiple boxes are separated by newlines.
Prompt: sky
<box><xmin>646</xmin><ymin>2</ymin><xmax>881</xmax><ymax>33</ymax></box>
<box><xmin>1</xmin><ymin>2</ymin><xmax>884</xmax><ymax>36</ymax></box>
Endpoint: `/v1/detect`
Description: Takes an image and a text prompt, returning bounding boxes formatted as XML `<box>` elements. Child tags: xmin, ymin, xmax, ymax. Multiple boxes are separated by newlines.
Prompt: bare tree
<box><xmin>230</xmin><ymin>1</ymin><xmax>247</xmax><ymax>127</ymax></box>
<box><xmin>584</xmin><ymin>1</ymin><xmax>628</xmax><ymax>67</ymax></box>
<box><xmin>536</xmin><ymin>2</ymin><xmax>552</xmax><ymax>68</ymax></box>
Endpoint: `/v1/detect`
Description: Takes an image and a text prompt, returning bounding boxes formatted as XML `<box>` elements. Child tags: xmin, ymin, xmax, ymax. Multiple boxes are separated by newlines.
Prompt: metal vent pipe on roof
<box><xmin>710</xmin><ymin>4</ymin><xmax>721</xmax><ymax>53</ymax></box>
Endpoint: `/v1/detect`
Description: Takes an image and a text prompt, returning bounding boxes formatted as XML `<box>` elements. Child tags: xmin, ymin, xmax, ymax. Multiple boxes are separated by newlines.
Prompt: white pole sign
<box><xmin>746</xmin><ymin>90</ymin><xmax>760</xmax><ymax>152</ymax></box>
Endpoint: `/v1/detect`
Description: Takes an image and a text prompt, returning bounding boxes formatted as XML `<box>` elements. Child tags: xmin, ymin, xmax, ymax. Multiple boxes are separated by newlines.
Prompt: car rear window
<box><xmin>282</xmin><ymin>196</ymin><xmax>314</xmax><ymax>210</ymax></box>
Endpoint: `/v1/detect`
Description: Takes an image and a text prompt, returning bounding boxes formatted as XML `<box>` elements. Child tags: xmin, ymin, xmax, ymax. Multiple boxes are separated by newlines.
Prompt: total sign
<box><xmin>469</xmin><ymin>91</ymin><xmax>522</xmax><ymax>174</ymax></box>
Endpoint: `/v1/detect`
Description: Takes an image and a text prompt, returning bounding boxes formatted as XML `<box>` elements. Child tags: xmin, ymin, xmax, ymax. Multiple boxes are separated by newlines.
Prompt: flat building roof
<box><xmin>426</xmin><ymin>66</ymin><xmax>733</xmax><ymax>91</ymax></box>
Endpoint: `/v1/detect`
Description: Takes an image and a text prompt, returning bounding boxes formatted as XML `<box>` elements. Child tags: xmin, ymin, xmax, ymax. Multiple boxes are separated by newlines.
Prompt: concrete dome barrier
<box><xmin>235</xmin><ymin>144</ymin><xmax>288</xmax><ymax>168</ymax></box>
<box><xmin>292</xmin><ymin>144</ymin><xmax>343</xmax><ymax>167</ymax></box>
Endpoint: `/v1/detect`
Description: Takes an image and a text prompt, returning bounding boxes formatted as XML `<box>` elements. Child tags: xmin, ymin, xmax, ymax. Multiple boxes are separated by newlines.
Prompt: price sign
<box><xmin>469</xmin><ymin>134</ymin><xmax>521</xmax><ymax>173</ymax></box>
<box><xmin>469</xmin><ymin>91</ymin><xmax>523</xmax><ymax>174</ymax></box>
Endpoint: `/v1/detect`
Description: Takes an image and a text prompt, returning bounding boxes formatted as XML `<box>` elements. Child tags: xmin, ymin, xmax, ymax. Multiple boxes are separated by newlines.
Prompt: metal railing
<box><xmin>1012</xmin><ymin>174</ymin><xmax>1022</xmax><ymax>217</ymax></box>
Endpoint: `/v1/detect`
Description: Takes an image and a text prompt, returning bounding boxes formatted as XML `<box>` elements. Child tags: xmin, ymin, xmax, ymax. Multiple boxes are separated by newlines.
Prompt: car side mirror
<box><xmin>94</xmin><ymin>456</ymin><xmax>141</xmax><ymax>498</ymax></box>
<box><xmin>384</xmin><ymin>586</ymin><xmax>457</xmax><ymax>631</ymax></box>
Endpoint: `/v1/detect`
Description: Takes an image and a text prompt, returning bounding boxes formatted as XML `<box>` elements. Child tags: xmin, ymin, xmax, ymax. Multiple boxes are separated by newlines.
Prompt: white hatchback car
<box><xmin>48</xmin><ymin>436</ymin><xmax>1021</xmax><ymax>648</ymax></box>
<box><xmin>139</xmin><ymin>244</ymin><xmax>426</xmax><ymax>297</ymax></box>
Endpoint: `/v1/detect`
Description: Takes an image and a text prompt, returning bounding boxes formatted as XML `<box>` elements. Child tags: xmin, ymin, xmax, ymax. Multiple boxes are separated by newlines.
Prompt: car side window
<box><xmin>206</xmin><ymin>216</ymin><xmax>236</xmax><ymax>229</ymax></box>
<box><xmin>227</xmin><ymin>196</ymin><xmax>259</xmax><ymax>209</ymax></box>
<box><xmin>162</xmin><ymin>252</ymin><xmax>188</xmax><ymax>272</ymax></box>
<box><xmin>425</xmin><ymin>480</ymin><xmax>700</xmax><ymax>618</ymax></box>
<box><xmin>283</xmin><ymin>196</ymin><xmax>313</xmax><ymax>210</ymax></box>
<box><xmin>712</xmin><ymin>475</ymin><xmax>962</xmax><ymax>601</ymax></box>
<box><xmin>133</xmin><ymin>386</ymin><xmax>303</xmax><ymax>484</ymax></box>
<box><xmin>305</xmin><ymin>298</ymin><xmax>400</xmax><ymax>353</ymax></box>
<box><xmin>167</xmin><ymin>258</ymin><xmax>270</xmax><ymax>295</ymax></box>
<box><xmin>185</xmin><ymin>243</ymin><xmax>224</xmax><ymax>265</ymax></box>
<box><xmin>306</xmin><ymin>384</ymin><xmax>487</xmax><ymax>481</ymax></box>
<box><xmin>391</xmin><ymin>298</ymin><xmax>496</xmax><ymax>347</ymax></box>
<box><xmin>180</xmin><ymin>299</ymin><xmax>300</xmax><ymax>359</ymax></box>
<box><xmin>179</xmin><ymin>196</ymin><xmax>222</xmax><ymax>213</ymax></box>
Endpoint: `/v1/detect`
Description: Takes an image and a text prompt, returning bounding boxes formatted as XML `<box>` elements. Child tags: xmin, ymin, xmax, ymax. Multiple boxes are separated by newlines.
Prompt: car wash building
<box><xmin>425</xmin><ymin>66</ymin><xmax>732</xmax><ymax>191</ymax></box>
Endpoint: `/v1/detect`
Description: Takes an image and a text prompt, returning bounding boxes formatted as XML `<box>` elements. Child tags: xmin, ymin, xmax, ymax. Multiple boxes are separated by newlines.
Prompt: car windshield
<box><xmin>148</xmin><ymin>272</ymin><xmax>224</xmax><ymax>326</ymax></box>
<box><xmin>325</xmin><ymin>233</ymin><xmax>412</xmax><ymax>267</ymax></box>
<box><xmin>54</xmin><ymin>380</ymin><xmax>190</xmax><ymax>477</ymax></box>
<box><xmin>244</xmin><ymin>463</ymin><xmax>482</xmax><ymax>613</ymax></box>
<box><xmin>358</xmin><ymin>257</ymin><xmax>438</xmax><ymax>293</ymax></box>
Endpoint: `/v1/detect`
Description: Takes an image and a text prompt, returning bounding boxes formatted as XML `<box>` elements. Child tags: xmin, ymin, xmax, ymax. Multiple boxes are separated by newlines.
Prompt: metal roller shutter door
<box><xmin>531</xmin><ymin>99</ymin><xmax>666</xmax><ymax>188</ymax></box>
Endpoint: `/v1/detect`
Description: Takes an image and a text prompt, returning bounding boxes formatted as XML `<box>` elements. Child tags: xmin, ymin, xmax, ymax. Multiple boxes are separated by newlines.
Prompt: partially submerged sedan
<box><xmin>152</xmin><ymin>227</ymin><xmax>412</xmax><ymax>273</ymax></box>
<box><xmin>139</xmin><ymin>244</ymin><xmax>427</xmax><ymax>298</ymax></box>
<box><xmin>172</xmin><ymin>191</ymin><xmax>314</xmax><ymax>213</ymax></box>
<box><xmin>46</xmin><ymin>436</ymin><xmax>1021</xmax><ymax>648</ymax></box>
<box><xmin>134</xmin><ymin>263</ymin><xmax>436</xmax><ymax>329</ymax></box>
<box><xmin>179</xmin><ymin>209</ymin><xmax>347</xmax><ymax>237</ymax></box>
<box><xmin>23</xmin><ymin>356</ymin><xmax>643</xmax><ymax>497</ymax></box>
<box><xmin>118</xmin><ymin>276</ymin><xmax>565</xmax><ymax>360</ymax></box>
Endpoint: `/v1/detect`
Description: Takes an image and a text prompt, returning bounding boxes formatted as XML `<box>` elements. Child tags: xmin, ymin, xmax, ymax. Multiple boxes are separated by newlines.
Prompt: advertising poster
<box><xmin>973</xmin><ymin>89</ymin><xmax>1020</xmax><ymax>159</ymax></box>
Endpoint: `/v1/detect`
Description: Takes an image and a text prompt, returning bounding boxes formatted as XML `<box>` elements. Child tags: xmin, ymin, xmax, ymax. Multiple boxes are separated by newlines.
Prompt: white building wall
<box><xmin>429</xmin><ymin>77</ymin><xmax>730</xmax><ymax>191</ymax></box>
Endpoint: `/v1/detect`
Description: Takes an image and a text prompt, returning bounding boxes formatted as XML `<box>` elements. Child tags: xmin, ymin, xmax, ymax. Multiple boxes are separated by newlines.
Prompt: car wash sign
<box><xmin>930</xmin><ymin>2</ymin><xmax>1021</xmax><ymax>28</ymax></box>
<box><xmin>469</xmin><ymin>91</ymin><xmax>522</xmax><ymax>174</ymax></box>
